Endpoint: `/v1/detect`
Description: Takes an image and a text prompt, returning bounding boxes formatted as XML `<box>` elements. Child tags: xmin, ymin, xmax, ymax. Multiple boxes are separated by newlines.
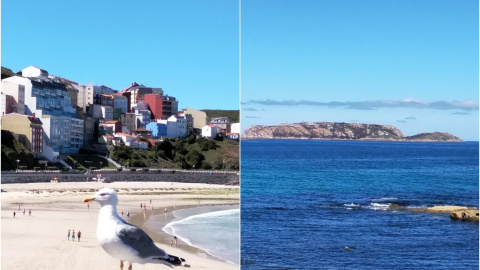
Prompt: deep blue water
<box><xmin>241</xmin><ymin>140</ymin><xmax>479</xmax><ymax>270</ymax></box>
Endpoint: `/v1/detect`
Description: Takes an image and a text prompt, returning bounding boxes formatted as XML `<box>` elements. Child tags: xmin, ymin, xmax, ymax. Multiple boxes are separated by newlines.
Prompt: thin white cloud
<box><xmin>241</xmin><ymin>98</ymin><xmax>479</xmax><ymax>111</ymax></box>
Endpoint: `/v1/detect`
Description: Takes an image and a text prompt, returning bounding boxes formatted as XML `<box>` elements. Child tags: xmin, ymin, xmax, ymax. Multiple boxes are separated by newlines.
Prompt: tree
<box><xmin>110</xmin><ymin>145</ymin><xmax>133</xmax><ymax>166</ymax></box>
<box><xmin>201</xmin><ymin>161</ymin><xmax>212</xmax><ymax>170</ymax></box>
<box><xmin>196</xmin><ymin>138</ymin><xmax>217</xmax><ymax>151</ymax></box>
<box><xmin>186</xmin><ymin>135</ymin><xmax>196</xmax><ymax>144</ymax></box>
<box><xmin>174</xmin><ymin>154</ymin><xmax>188</xmax><ymax>169</ymax></box>
<box><xmin>185</xmin><ymin>150</ymin><xmax>205</xmax><ymax>168</ymax></box>
<box><xmin>157</xmin><ymin>139</ymin><xmax>174</xmax><ymax>159</ymax></box>
<box><xmin>174</xmin><ymin>140</ymin><xmax>188</xmax><ymax>155</ymax></box>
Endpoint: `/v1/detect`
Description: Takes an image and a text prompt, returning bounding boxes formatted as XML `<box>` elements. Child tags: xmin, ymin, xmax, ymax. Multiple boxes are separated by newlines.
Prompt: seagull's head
<box><xmin>83</xmin><ymin>188</ymin><xmax>118</xmax><ymax>206</ymax></box>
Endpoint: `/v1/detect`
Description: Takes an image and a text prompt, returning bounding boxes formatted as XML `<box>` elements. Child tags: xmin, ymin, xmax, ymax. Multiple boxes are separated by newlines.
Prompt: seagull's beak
<box><xmin>83</xmin><ymin>197</ymin><xmax>95</xmax><ymax>203</ymax></box>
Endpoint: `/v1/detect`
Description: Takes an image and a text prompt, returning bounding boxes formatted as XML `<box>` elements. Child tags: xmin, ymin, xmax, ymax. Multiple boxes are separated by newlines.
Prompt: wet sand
<box><xmin>1</xmin><ymin>181</ymin><xmax>239</xmax><ymax>270</ymax></box>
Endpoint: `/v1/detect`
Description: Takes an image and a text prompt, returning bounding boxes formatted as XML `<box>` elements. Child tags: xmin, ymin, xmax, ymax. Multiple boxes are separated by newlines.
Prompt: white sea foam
<box><xmin>163</xmin><ymin>208</ymin><xmax>240</xmax><ymax>265</ymax></box>
<box><xmin>372</xmin><ymin>197</ymin><xmax>399</xmax><ymax>202</ymax></box>
<box><xmin>367</xmin><ymin>203</ymin><xmax>391</xmax><ymax>211</ymax></box>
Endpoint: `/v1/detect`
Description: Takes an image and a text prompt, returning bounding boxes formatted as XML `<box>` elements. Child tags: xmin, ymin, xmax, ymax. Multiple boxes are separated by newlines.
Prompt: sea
<box><xmin>148</xmin><ymin>204</ymin><xmax>240</xmax><ymax>265</ymax></box>
<box><xmin>241</xmin><ymin>140</ymin><xmax>479</xmax><ymax>270</ymax></box>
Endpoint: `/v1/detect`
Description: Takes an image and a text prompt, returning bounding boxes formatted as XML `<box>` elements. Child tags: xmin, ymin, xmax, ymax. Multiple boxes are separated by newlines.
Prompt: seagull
<box><xmin>84</xmin><ymin>188</ymin><xmax>185</xmax><ymax>270</ymax></box>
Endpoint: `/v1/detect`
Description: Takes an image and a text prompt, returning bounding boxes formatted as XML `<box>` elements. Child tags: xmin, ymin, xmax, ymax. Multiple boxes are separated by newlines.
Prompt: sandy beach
<box><xmin>1</xmin><ymin>181</ymin><xmax>240</xmax><ymax>270</ymax></box>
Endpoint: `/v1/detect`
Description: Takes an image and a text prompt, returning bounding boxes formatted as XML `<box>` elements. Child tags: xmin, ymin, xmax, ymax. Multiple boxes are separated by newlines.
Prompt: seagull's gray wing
<box><xmin>117</xmin><ymin>224</ymin><xmax>168</xmax><ymax>259</ymax></box>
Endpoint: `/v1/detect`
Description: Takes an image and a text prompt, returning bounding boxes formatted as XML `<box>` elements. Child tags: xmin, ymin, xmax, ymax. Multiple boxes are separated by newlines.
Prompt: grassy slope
<box><xmin>202</xmin><ymin>110</ymin><xmax>239</xmax><ymax>123</ymax></box>
<box><xmin>186</xmin><ymin>139</ymin><xmax>239</xmax><ymax>170</ymax></box>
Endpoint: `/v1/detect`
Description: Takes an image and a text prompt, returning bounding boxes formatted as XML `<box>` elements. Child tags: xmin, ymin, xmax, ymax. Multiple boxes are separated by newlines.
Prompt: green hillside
<box><xmin>202</xmin><ymin>110</ymin><xmax>239</xmax><ymax>123</ymax></box>
<box><xmin>108</xmin><ymin>136</ymin><xmax>239</xmax><ymax>170</ymax></box>
<box><xmin>1</xmin><ymin>66</ymin><xmax>16</xmax><ymax>79</ymax></box>
<box><xmin>1</xmin><ymin>130</ymin><xmax>36</xmax><ymax>170</ymax></box>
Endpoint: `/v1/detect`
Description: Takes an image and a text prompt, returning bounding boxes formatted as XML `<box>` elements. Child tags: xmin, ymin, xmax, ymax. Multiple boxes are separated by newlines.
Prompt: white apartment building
<box><xmin>1</xmin><ymin>78</ymin><xmax>26</xmax><ymax>115</ymax></box>
<box><xmin>88</xmin><ymin>104</ymin><xmax>113</xmax><ymax>121</ymax></box>
<box><xmin>2</xmin><ymin>68</ymin><xmax>84</xmax><ymax>161</ymax></box>
<box><xmin>135</xmin><ymin>110</ymin><xmax>151</xmax><ymax>129</ymax></box>
<box><xmin>231</xmin><ymin>123</ymin><xmax>240</xmax><ymax>134</ymax></box>
<box><xmin>155</xmin><ymin>115</ymin><xmax>187</xmax><ymax>138</ymax></box>
<box><xmin>178</xmin><ymin>112</ymin><xmax>194</xmax><ymax>136</ymax></box>
<box><xmin>202</xmin><ymin>124</ymin><xmax>218</xmax><ymax>139</ymax></box>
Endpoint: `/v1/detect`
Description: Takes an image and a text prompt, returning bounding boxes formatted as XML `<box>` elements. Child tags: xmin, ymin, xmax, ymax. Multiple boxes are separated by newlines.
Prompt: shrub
<box><xmin>201</xmin><ymin>161</ymin><xmax>212</xmax><ymax>170</ymax></box>
<box><xmin>186</xmin><ymin>150</ymin><xmax>205</xmax><ymax>168</ymax></box>
<box><xmin>196</xmin><ymin>138</ymin><xmax>217</xmax><ymax>151</ymax></box>
<box><xmin>214</xmin><ymin>134</ymin><xmax>224</xmax><ymax>141</ymax></box>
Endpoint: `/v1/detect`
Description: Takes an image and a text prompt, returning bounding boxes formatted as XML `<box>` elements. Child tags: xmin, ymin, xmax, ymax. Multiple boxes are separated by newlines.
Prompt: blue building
<box><xmin>146</xmin><ymin>122</ymin><xmax>167</xmax><ymax>137</ymax></box>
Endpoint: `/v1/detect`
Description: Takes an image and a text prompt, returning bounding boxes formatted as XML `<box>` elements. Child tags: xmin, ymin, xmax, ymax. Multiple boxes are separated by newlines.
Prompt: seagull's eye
<box><xmin>100</xmin><ymin>193</ymin><xmax>108</xmax><ymax>196</ymax></box>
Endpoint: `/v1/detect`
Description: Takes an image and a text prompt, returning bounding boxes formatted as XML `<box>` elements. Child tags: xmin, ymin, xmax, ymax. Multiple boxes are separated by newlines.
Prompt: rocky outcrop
<box><xmin>450</xmin><ymin>209</ymin><xmax>479</xmax><ymax>222</ymax></box>
<box><xmin>405</xmin><ymin>132</ymin><xmax>462</xmax><ymax>142</ymax></box>
<box><xmin>242</xmin><ymin>122</ymin><xmax>463</xmax><ymax>142</ymax></box>
<box><xmin>407</xmin><ymin>206</ymin><xmax>479</xmax><ymax>222</ymax></box>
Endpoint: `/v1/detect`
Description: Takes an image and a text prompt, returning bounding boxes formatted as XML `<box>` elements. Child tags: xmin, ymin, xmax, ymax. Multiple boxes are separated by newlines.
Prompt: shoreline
<box><xmin>1</xmin><ymin>181</ymin><xmax>240</xmax><ymax>270</ymax></box>
<box><xmin>240</xmin><ymin>137</ymin><xmax>466</xmax><ymax>143</ymax></box>
<box><xmin>131</xmin><ymin>203</ymin><xmax>240</xmax><ymax>265</ymax></box>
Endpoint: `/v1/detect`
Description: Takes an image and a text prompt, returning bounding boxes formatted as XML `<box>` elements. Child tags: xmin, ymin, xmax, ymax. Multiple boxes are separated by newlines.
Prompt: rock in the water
<box><xmin>450</xmin><ymin>209</ymin><xmax>479</xmax><ymax>222</ymax></box>
<box><xmin>389</xmin><ymin>204</ymin><xmax>406</xmax><ymax>210</ymax></box>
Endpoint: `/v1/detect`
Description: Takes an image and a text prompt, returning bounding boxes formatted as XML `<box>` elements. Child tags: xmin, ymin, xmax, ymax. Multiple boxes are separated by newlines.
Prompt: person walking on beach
<box><xmin>173</xmin><ymin>236</ymin><xmax>177</xmax><ymax>247</ymax></box>
<box><xmin>68</xmin><ymin>229</ymin><xmax>71</xmax><ymax>240</ymax></box>
<box><xmin>140</xmin><ymin>203</ymin><xmax>143</xmax><ymax>209</ymax></box>
<box><xmin>29</xmin><ymin>209</ymin><xmax>31</xmax><ymax>216</ymax></box>
<box><xmin>72</xmin><ymin>230</ymin><xmax>75</xmax><ymax>242</ymax></box>
<box><xmin>23</xmin><ymin>209</ymin><xmax>25</xmax><ymax>216</ymax></box>
<box><xmin>13</xmin><ymin>211</ymin><xmax>16</xmax><ymax>218</ymax></box>
<box><xmin>127</xmin><ymin>211</ymin><xmax>130</xmax><ymax>217</ymax></box>
<box><xmin>77</xmin><ymin>230</ymin><xmax>81</xmax><ymax>242</ymax></box>
<box><xmin>87</xmin><ymin>203</ymin><xmax>90</xmax><ymax>210</ymax></box>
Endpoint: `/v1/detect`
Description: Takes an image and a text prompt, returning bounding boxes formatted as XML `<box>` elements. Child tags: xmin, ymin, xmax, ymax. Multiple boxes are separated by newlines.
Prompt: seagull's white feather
<box><xmin>85</xmin><ymin>188</ymin><xmax>184</xmax><ymax>267</ymax></box>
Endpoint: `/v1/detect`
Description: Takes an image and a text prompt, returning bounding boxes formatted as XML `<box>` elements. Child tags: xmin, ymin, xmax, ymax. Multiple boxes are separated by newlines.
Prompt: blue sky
<box><xmin>2</xmin><ymin>0</ymin><xmax>239</xmax><ymax>110</ymax></box>
<box><xmin>241</xmin><ymin>0</ymin><xmax>479</xmax><ymax>141</ymax></box>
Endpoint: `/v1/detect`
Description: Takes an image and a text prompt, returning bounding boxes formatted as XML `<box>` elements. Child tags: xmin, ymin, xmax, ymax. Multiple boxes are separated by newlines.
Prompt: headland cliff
<box><xmin>242</xmin><ymin>122</ymin><xmax>463</xmax><ymax>142</ymax></box>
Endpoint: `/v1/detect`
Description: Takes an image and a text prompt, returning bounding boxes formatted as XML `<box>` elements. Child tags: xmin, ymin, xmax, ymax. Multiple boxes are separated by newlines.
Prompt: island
<box><xmin>242</xmin><ymin>122</ymin><xmax>463</xmax><ymax>142</ymax></box>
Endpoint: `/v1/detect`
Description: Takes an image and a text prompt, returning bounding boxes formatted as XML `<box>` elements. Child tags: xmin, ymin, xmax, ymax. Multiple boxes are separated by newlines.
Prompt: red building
<box><xmin>143</xmin><ymin>93</ymin><xmax>163</xmax><ymax>120</ymax></box>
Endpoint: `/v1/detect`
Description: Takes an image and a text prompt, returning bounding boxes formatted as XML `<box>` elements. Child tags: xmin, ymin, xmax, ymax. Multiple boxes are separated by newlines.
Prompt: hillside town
<box><xmin>1</xmin><ymin>66</ymin><xmax>239</xmax><ymax>168</ymax></box>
